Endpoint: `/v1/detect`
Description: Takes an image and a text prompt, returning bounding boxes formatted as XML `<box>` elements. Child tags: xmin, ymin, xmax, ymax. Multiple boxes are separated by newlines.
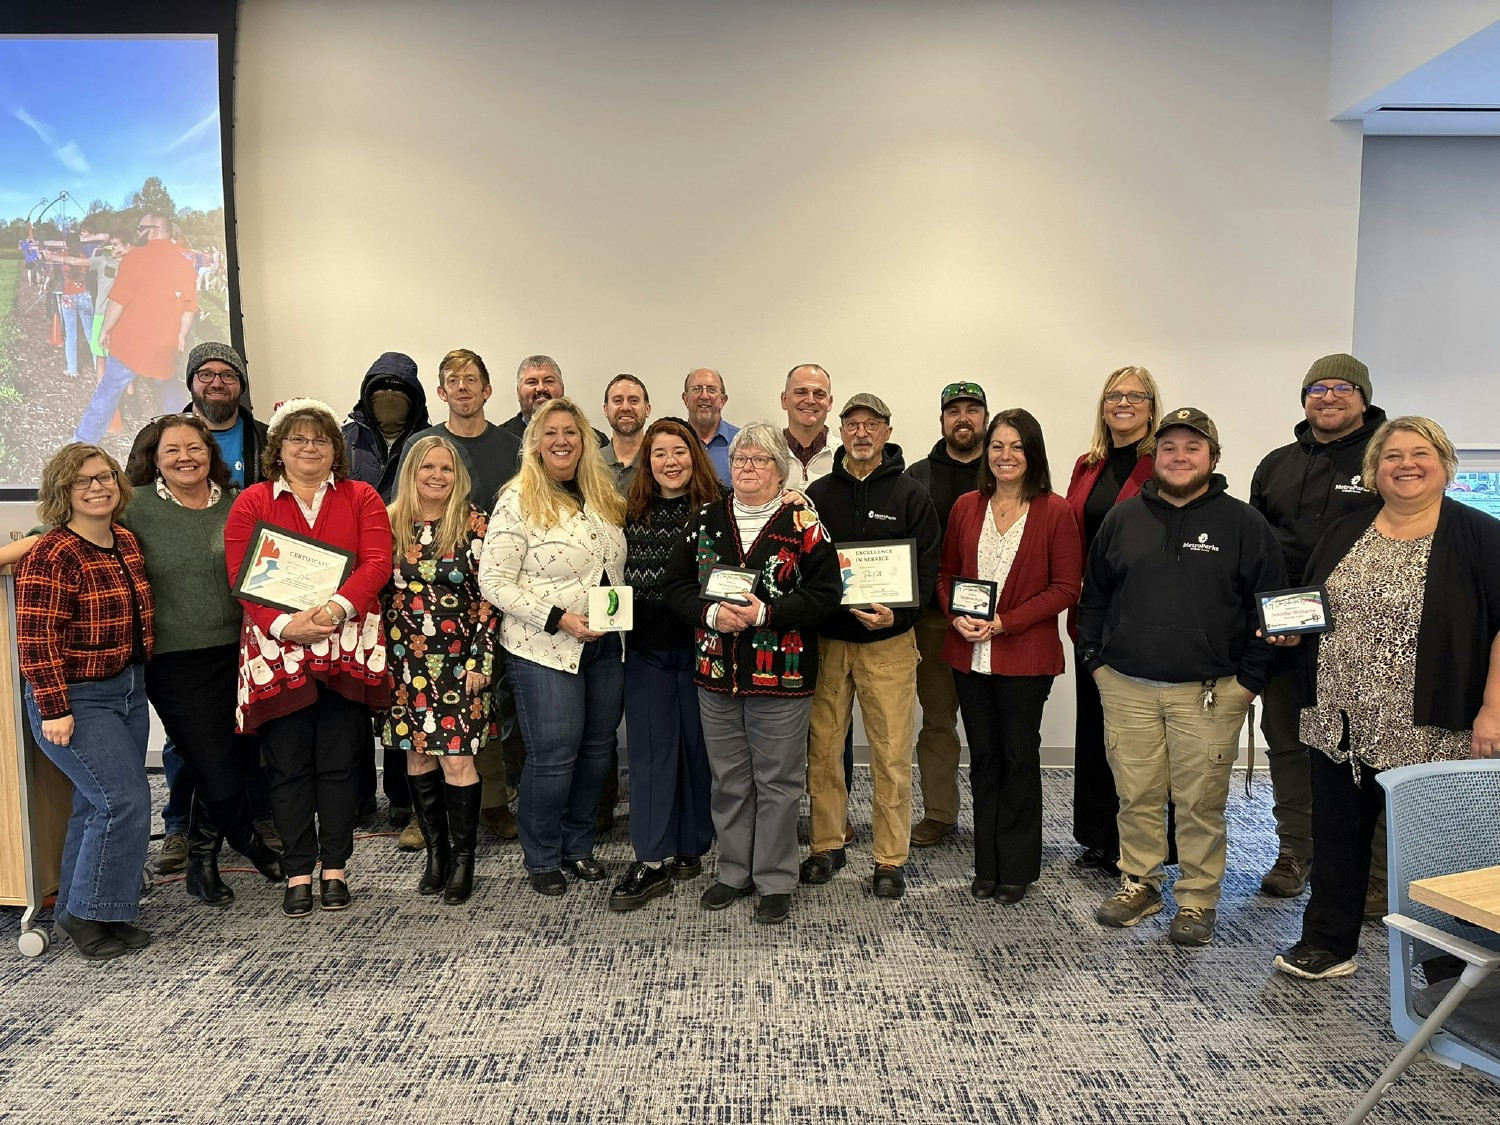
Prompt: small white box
<box><xmin>588</xmin><ymin>585</ymin><xmax>633</xmax><ymax>631</ymax></box>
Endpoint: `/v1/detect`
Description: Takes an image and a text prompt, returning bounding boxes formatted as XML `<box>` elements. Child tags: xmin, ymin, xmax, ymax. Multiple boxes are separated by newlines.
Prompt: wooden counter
<box><xmin>1409</xmin><ymin>864</ymin><xmax>1500</xmax><ymax>935</ymax></box>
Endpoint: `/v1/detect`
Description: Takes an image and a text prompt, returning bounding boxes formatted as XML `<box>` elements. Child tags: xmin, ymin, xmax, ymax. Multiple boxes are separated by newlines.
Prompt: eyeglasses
<box><xmin>841</xmin><ymin>419</ymin><xmax>887</xmax><ymax>434</ymax></box>
<box><xmin>942</xmin><ymin>382</ymin><xmax>985</xmax><ymax>400</ymax></box>
<box><xmin>195</xmin><ymin>370</ymin><xmax>240</xmax><ymax>385</ymax></box>
<box><xmin>284</xmin><ymin>436</ymin><xmax>333</xmax><ymax>450</ymax></box>
<box><xmin>1305</xmin><ymin>383</ymin><xmax>1358</xmax><ymax>399</ymax></box>
<box><xmin>730</xmin><ymin>454</ymin><xmax>775</xmax><ymax>470</ymax></box>
<box><xmin>686</xmin><ymin>385</ymin><xmax>724</xmax><ymax>398</ymax></box>
<box><xmin>1103</xmin><ymin>391</ymin><xmax>1152</xmax><ymax>405</ymax></box>
<box><xmin>70</xmin><ymin>470</ymin><xmax>118</xmax><ymax>491</ymax></box>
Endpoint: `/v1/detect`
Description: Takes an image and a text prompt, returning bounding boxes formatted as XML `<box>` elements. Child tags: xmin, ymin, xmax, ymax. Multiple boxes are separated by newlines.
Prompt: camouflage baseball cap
<box><xmin>1155</xmin><ymin>406</ymin><xmax>1219</xmax><ymax>446</ymax></box>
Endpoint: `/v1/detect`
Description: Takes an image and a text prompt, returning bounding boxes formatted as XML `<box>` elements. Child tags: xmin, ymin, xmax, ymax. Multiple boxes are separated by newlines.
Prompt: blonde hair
<box><xmin>1362</xmin><ymin>416</ymin><xmax>1459</xmax><ymax>489</ymax></box>
<box><xmin>37</xmin><ymin>443</ymin><xmax>132</xmax><ymax>527</ymax></box>
<box><xmin>506</xmin><ymin>398</ymin><xmax>625</xmax><ymax>528</ymax></box>
<box><xmin>1085</xmin><ymin>365</ymin><xmax>1161</xmax><ymax>465</ymax></box>
<box><xmin>388</xmin><ymin>435</ymin><xmax>475</xmax><ymax>561</ymax></box>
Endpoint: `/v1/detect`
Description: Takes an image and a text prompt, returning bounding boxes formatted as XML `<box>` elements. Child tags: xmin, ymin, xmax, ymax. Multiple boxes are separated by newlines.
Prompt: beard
<box><xmin>193</xmin><ymin>391</ymin><xmax>239</xmax><ymax>426</ymax></box>
<box><xmin>945</xmin><ymin>424</ymin><xmax>981</xmax><ymax>455</ymax></box>
<box><xmin>611</xmin><ymin>414</ymin><xmax>642</xmax><ymax>436</ymax></box>
<box><xmin>1153</xmin><ymin>465</ymin><xmax>1212</xmax><ymax>500</ymax></box>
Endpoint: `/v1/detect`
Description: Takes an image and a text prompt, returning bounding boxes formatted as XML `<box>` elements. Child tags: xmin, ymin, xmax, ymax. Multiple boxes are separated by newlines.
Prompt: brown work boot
<box><xmin>480</xmin><ymin>804</ymin><xmax>519</xmax><ymax>840</ymax></box>
<box><xmin>1259</xmin><ymin>853</ymin><xmax>1312</xmax><ymax>898</ymax></box>
<box><xmin>1364</xmin><ymin>875</ymin><xmax>1388</xmax><ymax>921</ymax></box>
<box><xmin>910</xmin><ymin>818</ymin><xmax>954</xmax><ymax>848</ymax></box>
<box><xmin>397</xmin><ymin>815</ymin><xmax>426</xmax><ymax>852</ymax></box>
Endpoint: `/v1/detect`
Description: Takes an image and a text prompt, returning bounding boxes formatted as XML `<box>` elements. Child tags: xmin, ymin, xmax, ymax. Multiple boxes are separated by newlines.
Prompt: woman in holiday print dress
<box><xmin>383</xmin><ymin>435</ymin><xmax>498</xmax><ymax>905</ymax></box>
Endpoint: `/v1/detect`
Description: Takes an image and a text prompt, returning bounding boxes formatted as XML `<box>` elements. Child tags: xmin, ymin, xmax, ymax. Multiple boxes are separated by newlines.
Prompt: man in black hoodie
<box><xmin>1248</xmin><ymin>354</ymin><xmax>1385</xmax><ymax>901</ymax></box>
<box><xmin>906</xmin><ymin>380</ymin><xmax>987</xmax><ymax>847</ymax></box>
<box><xmin>1078</xmin><ymin>407</ymin><xmax>1285</xmax><ymax>947</ymax></box>
<box><xmin>343</xmin><ymin>351</ymin><xmax>430</xmax><ymax>502</ymax></box>
<box><xmin>802</xmin><ymin>393</ymin><xmax>941</xmax><ymax>900</ymax></box>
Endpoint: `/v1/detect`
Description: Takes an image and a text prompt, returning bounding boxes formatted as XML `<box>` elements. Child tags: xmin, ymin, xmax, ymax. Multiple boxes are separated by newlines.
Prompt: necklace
<box><xmin>991</xmin><ymin>494</ymin><xmax>1026</xmax><ymax>522</ymax></box>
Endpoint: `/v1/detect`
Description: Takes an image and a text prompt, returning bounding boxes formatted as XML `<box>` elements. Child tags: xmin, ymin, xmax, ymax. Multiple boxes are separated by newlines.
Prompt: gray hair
<box><xmin>728</xmin><ymin>421</ymin><xmax>791</xmax><ymax>486</ymax></box>
<box><xmin>517</xmin><ymin>354</ymin><xmax>562</xmax><ymax>383</ymax></box>
<box><xmin>684</xmin><ymin>367</ymin><xmax>726</xmax><ymax>395</ymax></box>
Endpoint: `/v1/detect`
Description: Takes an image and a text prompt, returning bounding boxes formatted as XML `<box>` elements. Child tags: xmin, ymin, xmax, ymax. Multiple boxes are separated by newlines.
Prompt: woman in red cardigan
<box><xmin>225</xmin><ymin>399</ymin><xmax>393</xmax><ymax>918</ymax></box>
<box><xmin>1063</xmin><ymin>364</ymin><xmax>1160</xmax><ymax>874</ymax></box>
<box><xmin>938</xmin><ymin>409</ymin><xmax>1082</xmax><ymax>904</ymax></box>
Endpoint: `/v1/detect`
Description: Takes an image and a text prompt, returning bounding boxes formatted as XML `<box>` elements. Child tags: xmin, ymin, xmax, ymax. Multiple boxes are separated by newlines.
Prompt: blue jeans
<box><xmin>24</xmin><ymin>666</ymin><xmax>151</xmax><ymax>921</ymax></box>
<box><xmin>73</xmin><ymin>354</ymin><xmax>189</xmax><ymax>444</ymax></box>
<box><xmin>57</xmin><ymin>291</ymin><xmax>94</xmax><ymax>375</ymax></box>
<box><xmin>508</xmin><ymin>635</ymin><xmax>624</xmax><ymax>873</ymax></box>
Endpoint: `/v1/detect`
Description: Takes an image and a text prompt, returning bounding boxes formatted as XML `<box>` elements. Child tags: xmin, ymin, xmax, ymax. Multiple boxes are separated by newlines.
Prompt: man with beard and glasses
<box><xmin>682</xmin><ymin>368</ymin><xmax>738</xmax><ymax>486</ymax></box>
<box><xmin>603</xmin><ymin>374</ymin><xmax>652</xmax><ymax>492</ymax></box>
<box><xmin>500</xmin><ymin>354</ymin><xmax>607</xmax><ymax>446</ymax></box>
<box><xmin>1077</xmin><ymin>407</ymin><xmax>1284</xmax><ymax>948</ymax></box>
<box><xmin>905</xmin><ymin>381</ymin><xmax>988</xmax><ymax>848</ymax></box>
<box><xmin>1248</xmin><ymin>354</ymin><xmax>1386</xmax><ymax>907</ymax></box>
<box><xmin>181</xmin><ymin>342</ymin><xmax>267</xmax><ymax>486</ymax></box>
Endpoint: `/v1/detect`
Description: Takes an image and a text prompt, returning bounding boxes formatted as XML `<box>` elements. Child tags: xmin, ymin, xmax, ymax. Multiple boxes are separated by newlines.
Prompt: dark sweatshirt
<box><xmin>1076</xmin><ymin>474</ymin><xmax>1286</xmax><ymax>694</ymax></box>
<box><xmin>805</xmin><ymin>443</ymin><xmax>941</xmax><ymax>644</ymax></box>
<box><xmin>1248</xmin><ymin>406</ymin><xmax>1386</xmax><ymax>585</ymax></box>
<box><xmin>906</xmin><ymin>438</ymin><xmax>983</xmax><ymax>535</ymax></box>
<box><xmin>343</xmin><ymin>353</ymin><xmax>430</xmax><ymax>501</ymax></box>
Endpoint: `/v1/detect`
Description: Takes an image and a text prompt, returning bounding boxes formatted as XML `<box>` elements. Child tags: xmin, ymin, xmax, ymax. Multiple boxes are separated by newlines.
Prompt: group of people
<box><xmin>10</xmin><ymin>344</ymin><xmax>1498</xmax><ymax>980</ymax></box>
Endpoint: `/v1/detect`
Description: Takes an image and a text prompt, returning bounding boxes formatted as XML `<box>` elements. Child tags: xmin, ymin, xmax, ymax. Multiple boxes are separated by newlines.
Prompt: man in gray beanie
<box><xmin>181</xmin><ymin>340</ymin><xmax>268</xmax><ymax>486</ymax></box>
<box><xmin>1248</xmin><ymin>353</ymin><xmax>1386</xmax><ymax>904</ymax></box>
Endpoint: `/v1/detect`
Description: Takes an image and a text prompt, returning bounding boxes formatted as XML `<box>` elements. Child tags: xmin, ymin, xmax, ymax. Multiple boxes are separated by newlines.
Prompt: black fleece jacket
<box><xmin>1077</xmin><ymin>475</ymin><xmax>1286</xmax><ymax>694</ymax></box>
<box><xmin>1249</xmin><ymin>407</ymin><xmax>1386</xmax><ymax>585</ymax></box>
<box><xmin>907</xmin><ymin>439</ymin><xmax>983</xmax><ymax>535</ymax></box>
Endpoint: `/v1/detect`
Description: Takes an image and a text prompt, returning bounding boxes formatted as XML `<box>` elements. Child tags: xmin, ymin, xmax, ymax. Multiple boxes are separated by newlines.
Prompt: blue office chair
<box><xmin>1344</xmin><ymin>759</ymin><xmax>1500</xmax><ymax>1123</ymax></box>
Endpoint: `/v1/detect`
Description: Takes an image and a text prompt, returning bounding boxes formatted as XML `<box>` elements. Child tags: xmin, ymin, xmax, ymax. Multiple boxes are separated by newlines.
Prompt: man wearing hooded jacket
<box><xmin>343</xmin><ymin>351</ymin><xmax>430</xmax><ymax>502</ymax></box>
<box><xmin>801</xmin><ymin>393</ymin><xmax>941</xmax><ymax>900</ymax></box>
<box><xmin>1248</xmin><ymin>354</ymin><xmax>1386</xmax><ymax>901</ymax></box>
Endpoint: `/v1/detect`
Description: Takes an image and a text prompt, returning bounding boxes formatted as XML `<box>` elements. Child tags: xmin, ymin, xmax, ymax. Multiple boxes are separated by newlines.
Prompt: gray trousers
<box><xmin>697</xmin><ymin>690</ymin><xmax>813</xmax><ymax>896</ymax></box>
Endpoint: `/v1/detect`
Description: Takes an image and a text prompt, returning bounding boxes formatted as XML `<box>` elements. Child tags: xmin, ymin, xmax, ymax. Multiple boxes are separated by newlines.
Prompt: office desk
<box><xmin>1409</xmin><ymin>864</ymin><xmax>1500</xmax><ymax>934</ymax></box>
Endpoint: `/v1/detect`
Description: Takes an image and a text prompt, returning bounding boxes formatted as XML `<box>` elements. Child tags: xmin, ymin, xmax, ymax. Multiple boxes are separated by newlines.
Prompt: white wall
<box><xmin>1329</xmin><ymin>0</ymin><xmax>1500</xmax><ymax>116</ymax></box>
<box><xmin>226</xmin><ymin>0</ymin><xmax>1363</xmax><ymax>755</ymax></box>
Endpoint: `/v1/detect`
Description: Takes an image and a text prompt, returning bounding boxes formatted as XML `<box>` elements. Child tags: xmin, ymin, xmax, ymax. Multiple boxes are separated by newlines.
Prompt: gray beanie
<box><xmin>1301</xmin><ymin>353</ymin><xmax>1370</xmax><ymax>403</ymax></box>
<box><xmin>185</xmin><ymin>341</ymin><xmax>248</xmax><ymax>390</ymax></box>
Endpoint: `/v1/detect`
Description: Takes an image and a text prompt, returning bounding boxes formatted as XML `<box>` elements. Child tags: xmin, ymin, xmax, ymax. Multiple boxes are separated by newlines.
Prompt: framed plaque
<box><xmin>1257</xmin><ymin>585</ymin><xmax>1331</xmax><ymax>636</ymax></box>
<box><xmin>949</xmin><ymin>576</ymin><xmax>999</xmax><ymax>620</ymax></box>
<box><xmin>837</xmin><ymin>539</ymin><xmax>919</xmax><ymax>609</ymax></box>
<box><xmin>233</xmin><ymin>521</ymin><xmax>356</xmax><ymax>614</ymax></box>
<box><xmin>701</xmin><ymin>565</ymin><xmax>758</xmax><ymax>606</ymax></box>
<box><xmin>588</xmin><ymin>585</ymin><xmax>634</xmax><ymax>631</ymax></box>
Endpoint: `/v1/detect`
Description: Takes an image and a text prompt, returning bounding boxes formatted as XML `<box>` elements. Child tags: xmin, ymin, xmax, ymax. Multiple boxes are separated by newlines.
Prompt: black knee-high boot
<box><xmin>206</xmin><ymin>793</ymin><xmax>284</xmax><ymax>883</ymax></box>
<box><xmin>408</xmin><ymin>771</ymin><xmax>450</xmax><ymax>896</ymax></box>
<box><xmin>184</xmin><ymin>796</ymin><xmax>233</xmax><ymax>906</ymax></box>
<box><xmin>443</xmin><ymin>781</ymin><xmax>483</xmax><ymax>905</ymax></box>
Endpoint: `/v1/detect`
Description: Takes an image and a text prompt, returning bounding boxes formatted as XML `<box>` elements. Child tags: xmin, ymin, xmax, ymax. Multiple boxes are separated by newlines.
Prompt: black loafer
<box><xmin>56</xmin><ymin>913</ymin><xmax>129</xmax><ymax>961</ymax></box>
<box><xmin>283</xmin><ymin>883</ymin><xmax>314</xmax><ymax>918</ymax></box>
<box><xmin>319</xmin><ymin>878</ymin><xmax>351</xmax><ymax>911</ymax></box>
<box><xmin>1075</xmin><ymin>848</ymin><xmax>1120</xmax><ymax>876</ymax></box>
<box><xmin>669</xmin><ymin>856</ymin><xmax>703</xmax><ymax>881</ymax></box>
<box><xmin>699</xmin><ymin>881</ymin><xmax>754</xmax><ymax>910</ymax></box>
<box><xmin>563</xmin><ymin>856</ymin><xmax>607</xmax><ymax>882</ymax></box>
<box><xmin>798</xmin><ymin>848</ymin><xmax>847</xmax><ymax>885</ymax></box>
<box><xmin>754</xmin><ymin>892</ymin><xmax>791</xmax><ymax>924</ymax></box>
<box><xmin>105</xmin><ymin>920</ymin><xmax>152</xmax><ymax>950</ymax></box>
<box><xmin>609</xmin><ymin>862</ymin><xmax>673</xmax><ymax>912</ymax></box>
<box><xmin>995</xmin><ymin>883</ymin><xmax>1028</xmax><ymax>905</ymax></box>
<box><xmin>872</xmin><ymin>865</ymin><xmax>907</xmax><ymax>900</ymax></box>
<box><xmin>971</xmin><ymin>878</ymin><xmax>998</xmax><ymax>899</ymax></box>
<box><xmin>530</xmin><ymin>870</ymin><xmax>567</xmax><ymax>896</ymax></box>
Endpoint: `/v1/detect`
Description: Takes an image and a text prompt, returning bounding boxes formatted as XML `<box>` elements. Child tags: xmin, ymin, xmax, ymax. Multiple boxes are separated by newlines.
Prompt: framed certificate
<box><xmin>233</xmin><ymin>521</ymin><xmax>356</xmax><ymax>614</ymax></box>
<box><xmin>588</xmin><ymin>585</ymin><xmax>634</xmax><ymax>631</ymax></box>
<box><xmin>949</xmin><ymin>577</ymin><xmax>998</xmax><ymax>620</ymax></box>
<box><xmin>837</xmin><ymin>539</ymin><xmax>919</xmax><ymax>609</ymax></box>
<box><xmin>1257</xmin><ymin>585</ymin><xmax>1331</xmax><ymax>636</ymax></box>
<box><xmin>701</xmin><ymin>565</ymin><xmax>757</xmax><ymax>606</ymax></box>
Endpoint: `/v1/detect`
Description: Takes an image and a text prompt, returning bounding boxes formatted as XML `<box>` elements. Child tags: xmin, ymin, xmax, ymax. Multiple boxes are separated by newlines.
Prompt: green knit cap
<box><xmin>1301</xmin><ymin>354</ymin><xmax>1371</xmax><ymax>402</ymax></box>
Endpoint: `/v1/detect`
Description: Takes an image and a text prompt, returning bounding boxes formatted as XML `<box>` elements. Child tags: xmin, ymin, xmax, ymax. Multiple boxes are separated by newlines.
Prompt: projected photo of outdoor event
<box><xmin>0</xmin><ymin>36</ymin><xmax>230</xmax><ymax>492</ymax></box>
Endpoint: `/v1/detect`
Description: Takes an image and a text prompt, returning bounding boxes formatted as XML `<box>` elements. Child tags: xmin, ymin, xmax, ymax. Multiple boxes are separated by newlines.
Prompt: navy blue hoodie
<box><xmin>342</xmin><ymin>352</ymin><xmax>430</xmax><ymax>501</ymax></box>
<box><xmin>1076</xmin><ymin>474</ymin><xmax>1286</xmax><ymax>694</ymax></box>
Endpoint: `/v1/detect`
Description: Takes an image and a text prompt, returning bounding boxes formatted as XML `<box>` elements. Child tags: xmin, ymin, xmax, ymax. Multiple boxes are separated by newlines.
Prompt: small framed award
<box><xmin>949</xmin><ymin>577</ymin><xmax>998</xmax><ymax>620</ymax></box>
<box><xmin>589</xmin><ymin>585</ymin><xmax>633</xmax><ymax>632</ymax></box>
<box><xmin>1257</xmin><ymin>585</ymin><xmax>1331</xmax><ymax>636</ymax></box>
<box><xmin>233</xmin><ymin>521</ymin><xmax>356</xmax><ymax>614</ymax></box>
<box><xmin>701</xmin><ymin>564</ymin><xmax>758</xmax><ymax>606</ymax></box>
<box><xmin>836</xmin><ymin>539</ymin><xmax>920</xmax><ymax>609</ymax></box>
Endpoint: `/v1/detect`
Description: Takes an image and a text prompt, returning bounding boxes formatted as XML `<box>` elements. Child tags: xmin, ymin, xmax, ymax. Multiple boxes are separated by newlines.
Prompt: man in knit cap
<box><xmin>182</xmin><ymin>341</ymin><xmax>267</xmax><ymax>487</ymax></box>
<box><xmin>1248</xmin><ymin>353</ymin><xmax>1387</xmax><ymax>906</ymax></box>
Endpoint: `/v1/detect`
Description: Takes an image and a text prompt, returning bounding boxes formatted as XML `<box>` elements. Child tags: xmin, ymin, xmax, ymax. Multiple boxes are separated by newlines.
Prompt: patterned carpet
<box><xmin>0</xmin><ymin>769</ymin><xmax>1495</xmax><ymax>1124</ymax></box>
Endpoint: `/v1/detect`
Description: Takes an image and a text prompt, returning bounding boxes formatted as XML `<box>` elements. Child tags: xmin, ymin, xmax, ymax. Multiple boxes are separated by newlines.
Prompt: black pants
<box><xmin>1302</xmin><ymin>745</ymin><xmax>1384</xmax><ymax>959</ymax></box>
<box><xmin>145</xmin><ymin>645</ymin><xmax>260</xmax><ymax>806</ymax></box>
<box><xmin>259</xmin><ymin>682</ymin><xmax>369</xmax><ymax>878</ymax></box>
<box><xmin>954</xmin><ymin>671</ymin><xmax>1052</xmax><ymax>885</ymax></box>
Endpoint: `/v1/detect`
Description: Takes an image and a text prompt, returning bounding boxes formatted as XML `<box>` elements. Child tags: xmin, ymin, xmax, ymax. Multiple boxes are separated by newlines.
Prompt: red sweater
<box><xmin>936</xmin><ymin>490</ymin><xmax>1082</xmax><ymax>676</ymax></box>
<box><xmin>1064</xmin><ymin>450</ymin><xmax>1154</xmax><ymax>640</ymax></box>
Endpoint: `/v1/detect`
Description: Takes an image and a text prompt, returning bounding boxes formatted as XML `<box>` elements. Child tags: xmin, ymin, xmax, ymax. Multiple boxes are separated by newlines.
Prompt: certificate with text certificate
<box><xmin>233</xmin><ymin>522</ymin><xmax>356</xmax><ymax>614</ymax></box>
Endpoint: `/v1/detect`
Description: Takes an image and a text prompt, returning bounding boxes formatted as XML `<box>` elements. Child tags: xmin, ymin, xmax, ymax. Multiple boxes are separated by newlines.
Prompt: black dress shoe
<box><xmin>971</xmin><ymin>878</ymin><xmax>998</xmax><ymax>899</ymax></box>
<box><xmin>282</xmin><ymin>883</ymin><xmax>314</xmax><ymax>918</ymax></box>
<box><xmin>55</xmin><ymin>913</ymin><xmax>129</xmax><ymax>961</ymax></box>
<box><xmin>798</xmin><ymin>847</ymin><xmax>846</xmax><ymax>885</ymax></box>
<box><xmin>530</xmin><ymin>870</ymin><xmax>568</xmax><ymax>896</ymax></box>
<box><xmin>754</xmin><ymin>892</ymin><xmax>791</xmax><ymax>924</ymax></box>
<box><xmin>872</xmin><ymin>865</ymin><xmax>907</xmax><ymax>900</ymax></box>
<box><xmin>699</xmin><ymin>881</ymin><xmax>754</xmax><ymax>910</ymax></box>
<box><xmin>609</xmin><ymin>862</ymin><xmax>673</xmax><ymax>912</ymax></box>
<box><xmin>319</xmin><ymin>878</ymin><xmax>351</xmax><ymax>911</ymax></box>
<box><xmin>104</xmin><ymin>920</ymin><xmax>152</xmax><ymax>950</ymax></box>
<box><xmin>1075</xmin><ymin>848</ymin><xmax>1120</xmax><ymax>876</ymax></box>
<box><xmin>995</xmin><ymin>883</ymin><xmax>1028</xmax><ymax>905</ymax></box>
<box><xmin>563</xmin><ymin>856</ymin><xmax>606</xmax><ymax>882</ymax></box>
<box><xmin>668</xmin><ymin>856</ymin><xmax>703</xmax><ymax>881</ymax></box>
